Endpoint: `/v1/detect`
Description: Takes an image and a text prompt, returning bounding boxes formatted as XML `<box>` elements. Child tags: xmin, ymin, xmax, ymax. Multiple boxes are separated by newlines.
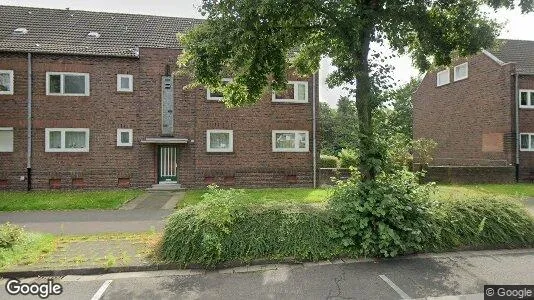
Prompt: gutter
<box><xmin>26</xmin><ymin>53</ymin><xmax>32</xmax><ymax>190</ymax></box>
<box><xmin>312</xmin><ymin>73</ymin><xmax>317</xmax><ymax>188</ymax></box>
<box><xmin>514</xmin><ymin>72</ymin><xmax>520</xmax><ymax>182</ymax></box>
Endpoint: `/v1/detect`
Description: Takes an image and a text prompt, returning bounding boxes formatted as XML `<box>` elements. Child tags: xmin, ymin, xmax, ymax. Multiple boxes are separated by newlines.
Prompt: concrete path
<box><xmin>3</xmin><ymin>248</ymin><xmax>534</xmax><ymax>299</ymax></box>
<box><xmin>0</xmin><ymin>192</ymin><xmax>183</xmax><ymax>234</ymax></box>
<box><xmin>523</xmin><ymin>197</ymin><xmax>534</xmax><ymax>215</ymax></box>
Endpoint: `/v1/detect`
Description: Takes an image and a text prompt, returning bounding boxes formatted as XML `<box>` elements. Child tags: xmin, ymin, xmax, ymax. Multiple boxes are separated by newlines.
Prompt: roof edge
<box><xmin>482</xmin><ymin>49</ymin><xmax>506</xmax><ymax>66</ymax></box>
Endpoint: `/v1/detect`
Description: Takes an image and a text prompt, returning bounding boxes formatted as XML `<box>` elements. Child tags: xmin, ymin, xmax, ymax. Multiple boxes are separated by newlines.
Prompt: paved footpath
<box><xmin>2</xmin><ymin>248</ymin><xmax>534</xmax><ymax>299</ymax></box>
<box><xmin>0</xmin><ymin>192</ymin><xmax>183</xmax><ymax>234</ymax></box>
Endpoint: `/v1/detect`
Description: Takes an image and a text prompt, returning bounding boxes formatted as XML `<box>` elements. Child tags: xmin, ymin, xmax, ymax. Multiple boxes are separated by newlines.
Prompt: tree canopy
<box><xmin>179</xmin><ymin>0</ymin><xmax>533</xmax><ymax>180</ymax></box>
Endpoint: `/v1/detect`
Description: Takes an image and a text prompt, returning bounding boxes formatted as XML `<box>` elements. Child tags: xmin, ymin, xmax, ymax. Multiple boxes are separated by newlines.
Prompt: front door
<box><xmin>158</xmin><ymin>145</ymin><xmax>178</xmax><ymax>183</ymax></box>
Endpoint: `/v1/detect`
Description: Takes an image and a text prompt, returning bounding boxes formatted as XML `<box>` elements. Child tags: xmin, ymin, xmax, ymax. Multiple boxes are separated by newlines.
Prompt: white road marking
<box><xmin>90</xmin><ymin>280</ymin><xmax>113</xmax><ymax>300</ymax></box>
<box><xmin>379</xmin><ymin>274</ymin><xmax>411</xmax><ymax>299</ymax></box>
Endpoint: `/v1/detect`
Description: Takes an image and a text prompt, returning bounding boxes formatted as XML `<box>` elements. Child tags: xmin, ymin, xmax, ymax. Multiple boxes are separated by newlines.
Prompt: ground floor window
<box><xmin>520</xmin><ymin>133</ymin><xmax>534</xmax><ymax>151</ymax></box>
<box><xmin>117</xmin><ymin>129</ymin><xmax>133</xmax><ymax>147</ymax></box>
<box><xmin>45</xmin><ymin>128</ymin><xmax>90</xmax><ymax>152</ymax></box>
<box><xmin>206</xmin><ymin>130</ymin><xmax>233</xmax><ymax>152</ymax></box>
<box><xmin>0</xmin><ymin>127</ymin><xmax>13</xmax><ymax>152</ymax></box>
<box><xmin>272</xmin><ymin>130</ymin><xmax>309</xmax><ymax>152</ymax></box>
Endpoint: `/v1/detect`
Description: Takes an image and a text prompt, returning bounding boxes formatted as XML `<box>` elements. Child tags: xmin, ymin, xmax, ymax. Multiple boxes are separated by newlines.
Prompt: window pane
<box><xmin>120</xmin><ymin>77</ymin><xmax>130</xmax><ymax>89</ymax></box>
<box><xmin>297</xmin><ymin>133</ymin><xmax>307</xmax><ymax>148</ymax></box>
<box><xmin>530</xmin><ymin>135</ymin><xmax>534</xmax><ymax>150</ymax></box>
<box><xmin>49</xmin><ymin>131</ymin><xmax>61</xmax><ymax>149</ymax></box>
<box><xmin>455</xmin><ymin>65</ymin><xmax>467</xmax><ymax>79</ymax></box>
<box><xmin>120</xmin><ymin>131</ymin><xmax>130</xmax><ymax>143</ymax></box>
<box><xmin>210</xmin><ymin>133</ymin><xmax>230</xmax><ymax>149</ymax></box>
<box><xmin>275</xmin><ymin>84</ymin><xmax>295</xmax><ymax>100</ymax></box>
<box><xmin>49</xmin><ymin>75</ymin><xmax>61</xmax><ymax>93</ymax></box>
<box><xmin>531</xmin><ymin>92</ymin><xmax>534</xmax><ymax>106</ymax></box>
<box><xmin>521</xmin><ymin>134</ymin><xmax>529</xmax><ymax>149</ymax></box>
<box><xmin>0</xmin><ymin>72</ymin><xmax>12</xmax><ymax>92</ymax></box>
<box><xmin>64</xmin><ymin>75</ymin><xmax>86</xmax><ymax>94</ymax></box>
<box><xmin>521</xmin><ymin>92</ymin><xmax>528</xmax><ymax>106</ymax></box>
<box><xmin>297</xmin><ymin>84</ymin><xmax>306</xmax><ymax>101</ymax></box>
<box><xmin>276</xmin><ymin>133</ymin><xmax>295</xmax><ymax>149</ymax></box>
<box><xmin>65</xmin><ymin>131</ymin><xmax>86</xmax><ymax>149</ymax></box>
<box><xmin>0</xmin><ymin>129</ymin><xmax>13</xmax><ymax>152</ymax></box>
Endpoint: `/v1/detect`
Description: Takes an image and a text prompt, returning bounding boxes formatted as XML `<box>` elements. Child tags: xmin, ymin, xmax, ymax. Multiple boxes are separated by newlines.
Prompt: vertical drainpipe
<box><xmin>27</xmin><ymin>53</ymin><xmax>32</xmax><ymax>191</ymax></box>
<box><xmin>312</xmin><ymin>72</ymin><xmax>317</xmax><ymax>188</ymax></box>
<box><xmin>515</xmin><ymin>72</ymin><xmax>520</xmax><ymax>182</ymax></box>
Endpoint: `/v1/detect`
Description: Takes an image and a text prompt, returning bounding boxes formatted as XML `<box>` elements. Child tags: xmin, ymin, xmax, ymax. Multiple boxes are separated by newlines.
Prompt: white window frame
<box><xmin>117</xmin><ymin>74</ymin><xmax>133</xmax><ymax>92</ymax></box>
<box><xmin>0</xmin><ymin>70</ymin><xmax>14</xmax><ymax>95</ymax></box>
<box><xmin>45</xmin><ymin>128</ymin><xmax>90</xmax><ymax>152</ymax></box>
<box><xmin>520</xmin><ymin>133</ymin><xmax>534</xmax><ymax>151</ymax></box>
<box><xmin>272</xmin><ymin>130</ymin><xmax>309</xmax><ymax>152</ymax></box>
<box><xmin>0</xmin><ymin>127</ymin><xmax>14</xmax><ymax>152</ymax></box>
<box><xmin>436</xmin><ymin>69</ymin><xmax>450</xmax><ymax>87</ymax></box>
<box><xmin>519</xmin><ymin>89</ymin><xmax>534</xmax><ymax>108</ymax></box>
<box><xmin>453</xmin><ymin>62</ymin><xmax>468</xmax><ymax>81</ymax></box>
<box><xmin>46</xmin><ymin>72</ymin><xmax>90</xmax><ymax>96</ymax></box>
<box><xmin>206</xmin><ymin>129</ymin><xmax>233</xmax><ymax>152</ymax></box>
<box><xmin>272</xmin><ymin>81</ymin><xmax>309</xmax><ymax>103</ymax></box>
<box><xmin>117</xmin><ymin>129</ymin><xmax>133</xmax><ymax>147</ymax></box>
<box><xmin>207</xmin><ymin>78</ymin><xmax>232</xmax><ymax>101</ymax></box>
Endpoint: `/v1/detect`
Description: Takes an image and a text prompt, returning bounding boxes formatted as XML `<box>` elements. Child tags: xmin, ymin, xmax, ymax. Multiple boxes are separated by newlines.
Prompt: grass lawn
<box><xmin>178</xmin><ymin>187</ymin><xmax>332</xmax><ymax>208</ymax></box>
<box><xmin>0</xmin><ymin>231</ymin><xmax>56</xmax><ymax>270</ymax></box>
<box><xmin>462</xmin><ymin>184</ymin><xmax>534</xmax><ymax>198</ymax></box>
<box><xmin>0</xmin><ymin>189</ymin><xmax>143</xmax><ymax>211</ymax></box>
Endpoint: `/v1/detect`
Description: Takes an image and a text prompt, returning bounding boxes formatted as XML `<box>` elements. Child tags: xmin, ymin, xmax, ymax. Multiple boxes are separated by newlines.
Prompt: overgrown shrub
<box><xmin>160</xmin><ymin>185</ymin><xmax>340</xmax><ymax>267</ymax></box>
<box><xmin>329</xmin><ymin>170</ymin><xmax>436</xmax><ymax>257</ymax></box>
<box><xmin>338</xmin><ymin>148</ymin><xmax>359</xmax><ymax>168</ymax></box>
<box><xmin>426</xmin><ymin>196</ymin><xmax>534</xmax><ymax>251</ymax></box>
<box><xmin>320</xmin><ymin>154</ymin><xmax>339</xmax><ymax>168</ymax></box>
<box><xmin>0</xmin><ymin>223</ymin><xmax>24</xmax><ymax>248</ymax></box>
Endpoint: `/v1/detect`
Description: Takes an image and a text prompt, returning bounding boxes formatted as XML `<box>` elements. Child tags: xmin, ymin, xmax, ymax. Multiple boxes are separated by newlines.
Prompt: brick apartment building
<box><xmin>413</xmin><ymin>39</ymin><xmax>534</xmax><ymax>183</ymax></box>
<box><xmin>0</xmin><ymin>5</ymin><xmax>319</xmax><ymax>190</ymax></box>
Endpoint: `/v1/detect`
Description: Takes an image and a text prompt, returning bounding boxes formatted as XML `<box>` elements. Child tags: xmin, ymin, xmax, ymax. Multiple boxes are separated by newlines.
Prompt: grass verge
<box><xmin>0</xmin><ymin>189</ymin><xmax>143</xmax><ymax>211</ymax></box>
<box><xmin>0</xmin><ymin>232</ymin><xmax>55</xmax><ymax>271</ymax></box>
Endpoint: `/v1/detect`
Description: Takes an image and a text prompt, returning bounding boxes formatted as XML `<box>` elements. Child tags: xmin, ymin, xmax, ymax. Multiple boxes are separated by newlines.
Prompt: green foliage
<box><xmin>386</xmin><ymin>78</ymin><xmax>419</xmax><ymax>139</ymax></box>
<box><xmin>338</xmin><ymin>148</ymin><xmax>359</xmax><ymax>169</ymax></box>
<box><xmin>329</xmin><ymin>170</ymin><xmax>436</xmax><ymax>257</ymax></box>
<box><xmin>412</xmin><ymin>138</ymin><xmax>438</xmax><ymax>167</ymax></box>
<box><xmin>320</xmin><ymin>154</ymin><xmax>339</xmax><ymax>168</ymax></box>
<box><xmin>319</xmin><ymin>98</ymin><xmax>359</xmax><ymax>155</ymax></box>
<box><xmin>160</xmin><ymin>186</ymin><xmax>339</xmax><ymax>267</ymax></box>
<box><xmin>426</xmin><ymin>196</ymin><xmax>534</xmax><ymax>251</ymax></box>
<box><xmin>0</xmin><ymin>223</ymin><xmax>24</xmax><ymax>248</ymax></box>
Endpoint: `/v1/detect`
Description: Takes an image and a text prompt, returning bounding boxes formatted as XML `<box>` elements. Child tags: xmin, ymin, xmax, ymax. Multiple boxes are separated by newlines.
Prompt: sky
<box><xmin>4</xmin><ymin>0</ymin><xmax>534</xmax><ymax>106</ymax></box>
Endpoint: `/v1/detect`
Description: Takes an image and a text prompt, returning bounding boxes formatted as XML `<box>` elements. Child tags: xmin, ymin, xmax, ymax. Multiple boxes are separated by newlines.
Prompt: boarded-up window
<box><xmin>482</xmin><ymin>133</ymin><xmax>503</xmax><ymax>152</ymax></box>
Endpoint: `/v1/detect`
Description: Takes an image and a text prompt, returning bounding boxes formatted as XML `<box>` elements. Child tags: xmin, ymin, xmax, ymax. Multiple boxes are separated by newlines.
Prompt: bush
<box><xmin>329</xmin><ymin>170</ymin><xmax>435</xmax><ymax>257</ymax></box>
<box><xmin>426</xmin><ymin>196</ymin><xmax>534</xmax><ymax>251</ymax></box>
<box><xmin>0</xmin><ymin>223</ymin><xmax>24</xmax><ymax>248</ymax></box>
<box><xmin>320</xmin><ymin>154</ymin><xmax>339</xmax><ymax>168</ymax></box>
<box><xmin>160</xmin><ymin>186</ymin><xmax>340</xmax><ymax>267</ymax></box>
<box><xmin>338</xmin><ymin>148</ymin><xmax>359</xmax><ymax>168</ymax></box>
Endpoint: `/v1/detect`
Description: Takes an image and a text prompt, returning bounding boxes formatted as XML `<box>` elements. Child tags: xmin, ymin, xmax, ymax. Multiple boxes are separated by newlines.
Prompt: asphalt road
<box><xmin>2</xmin><ymin>248</ymin><xmax>534</xmax><ymax>300</ymax></box>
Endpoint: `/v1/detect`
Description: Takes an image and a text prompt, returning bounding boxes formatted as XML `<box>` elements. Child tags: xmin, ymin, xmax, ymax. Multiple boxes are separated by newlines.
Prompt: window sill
<box><xmin>272</xmin><ymin>100</ymin><xmax>309</xmax><ymax>104</ymax></box>
<box><xmin>453</xmin><ymin>77</ymin><xmax>468</xmax><ymax>82</ymax></box>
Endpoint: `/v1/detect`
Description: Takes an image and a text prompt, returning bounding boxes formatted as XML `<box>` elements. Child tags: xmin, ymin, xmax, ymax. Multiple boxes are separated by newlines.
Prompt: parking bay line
<box><xmin>90</xmin><ymin>280</ymin><xmax>113</xmax><ymax>300</ymax></box>
<box><xmin>379</xmin><ymin>274</ymin><xmax>411</xmax><ymax>299</ymax></box>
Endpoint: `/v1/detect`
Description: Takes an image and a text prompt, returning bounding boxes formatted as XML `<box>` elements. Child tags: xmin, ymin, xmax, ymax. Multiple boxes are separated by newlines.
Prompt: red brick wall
<box><xmin>0</xmin><ymin>49</ymin><xmax>319</xmax><ymax>189</ymax></box>
<box><xmin>413</xmin><ymin>53</ymin><xmax>516</xmax><ymax>169</ymax></box>
<box><xmin>517</xmin><ymin>75</ymin><xmax>534</xmax><ymax>180</ymax></box>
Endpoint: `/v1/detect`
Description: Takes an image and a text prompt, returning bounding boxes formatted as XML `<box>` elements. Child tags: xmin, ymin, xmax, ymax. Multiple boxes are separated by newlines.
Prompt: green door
<box><xmin>158</xmin><ymin>145</ymin><xmax>178</xmax><ymax>183</ymax></box>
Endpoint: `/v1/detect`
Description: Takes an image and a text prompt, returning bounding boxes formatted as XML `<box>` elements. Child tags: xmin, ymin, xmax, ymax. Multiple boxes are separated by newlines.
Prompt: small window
<box><xmin>453</xmin><ymin>62</ymin><xmax>468</xmax><ymax>81</ymax></box>
<box><xmin>272</xmin><ymin>130</ymin><xmax>309</xmax><ymax>152</ymax></box>
<box><xmin>0</xmin><ymin>70</ymin><xmax>14</xmax><ymax>95</ymax></box>
<box><xmin>0</xmin><ymin>127</ymin><xmax>14</xmax><ymax>152</ymax></box>
<box><xmin>206</xmin><ymin>130</ymin><xmax>233</xmax><ymax>152</ymax></box>
<box><xmin>117</xmin><ymin>74</ymin><xmax>133</xmax><ymax>92</ymax></box>
<box><xmin>46</xmin><ymin>72</ymin><xmax>90</xmax><ymax>96</ymax></box>
<box><xmin>45</xmin><ymin>128</ymin><xmax>89</xmax><ymax>152</ymax></box>
<box><xmin>272</xmin><ymin>81</ymin><xmax>308</xmax><ymax>103</ymax></box>
<box><xmin>207</xmin><ymin>78</ymin><xmax>232</xmax><ymax>101</ymax></box>
<box><xmin>436</xmin><ymin>69</ymin><xmax>450</xmax><ymax>87</ymax></box>
<box><xmin>519</xmin><ymin>90</ymin><xmax>534</xmax><ymax>108</ymax></box>
<box><xmin>520</xmin><ymin>133</ymin><xmax>534</xmax><ymax>151</ymax></box>
<box><xmin>117</xmin><ymin>129</ymin><xmax>133</xmax><ymax>147</ymax></box>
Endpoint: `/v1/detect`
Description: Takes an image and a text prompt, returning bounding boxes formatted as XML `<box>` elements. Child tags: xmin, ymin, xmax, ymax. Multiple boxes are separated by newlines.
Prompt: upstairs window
<box><xmin>117</xmin><ymin>74</ymin><xmax>133</xmax><ymax>92</ymax></box>
<box><xmin>46</xmin><ymin>72</ymin><xmax>90</xmax><ymax>96</ymax></box>
<box><xmin>45</xmin><ymin>128</ymin><xmax>89</xmax><ymax>152</ymax></box>
<box><xmin>0</xmin><ymin>127</ymin><xmax>14</xmax><ymax>152</ymax></box>
<box><xmin>117</xmin><ymin>129</ymin><xmax>133</xmax><ymax>147</ymax></box>
<box><xmin>207</xmin><ymin>78</ymin><xmax>232</xmax><ymax>101</ymax></box>
<box><xmin>272</xmin><ymin>81</ymin><xmax>308</xmax><ymax>103</ymax></box>
<box><xmin>0</xmin><ymin>70</ymin><xmax>14</xmax><ymax>95</ymax></box>
<box><xmin>520</xmin><ymin>133</ymin><xmax>534</xmax><ymax>151</ymax></box>
<box><xmin>436</xmin><ymin>69</ymin><xmax>450</xmax><ymax>87</ymax></box>
<box><xmin>272</xmin><ymin>130</ymin><xmax>309</xmax><ymax>152</ymax></box>
<box><xmin>520</xmin><ymin>90</ymin><xmax>534</xmax><ymax>108</ymax></box>
<box><xmin>206</xmin><ymin>130</ymin><xmax>233</xmax><ymax>152</ymax></box>
<box><xmin>454</xmin><ymin>62</ymin><xmax>468</xmax><ymax>81</ymax></box>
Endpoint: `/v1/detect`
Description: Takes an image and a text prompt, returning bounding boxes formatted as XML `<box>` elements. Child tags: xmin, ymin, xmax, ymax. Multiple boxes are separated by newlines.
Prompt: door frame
<box><xmin>157</xmin><ymin>145</ymin><xmax>178</xmax><ymax>184</ymax></box>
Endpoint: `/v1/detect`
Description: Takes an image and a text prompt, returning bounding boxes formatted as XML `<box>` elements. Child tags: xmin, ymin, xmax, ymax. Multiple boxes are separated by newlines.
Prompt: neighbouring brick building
<box><xmin>0</xmin><ymin>6</ymin><xmax>319</xmax><ymax>190</ymax></box>
<box><xmin>413</xmin><ymin>39</ymin><xmax>534</xmax><ymax>183</ymax></box>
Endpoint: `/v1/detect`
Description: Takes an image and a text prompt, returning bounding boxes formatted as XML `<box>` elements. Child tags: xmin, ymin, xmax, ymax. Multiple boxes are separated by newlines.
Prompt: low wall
<box><xmin>421</xmin><ymin>165</ymin><xmax>516</xmax><ymax>184</ymax></box>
